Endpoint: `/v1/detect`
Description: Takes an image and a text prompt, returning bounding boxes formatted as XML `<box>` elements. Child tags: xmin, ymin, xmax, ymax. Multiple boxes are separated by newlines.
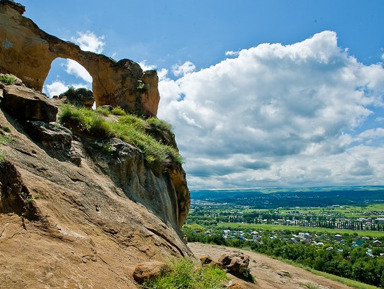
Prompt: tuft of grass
<box><xmin>0</xmin><ymin>135</ymin><xmax>11</xmax><ymax>145</ymax></box>
<box><xmin>304</xmin><ymin>283</ymin><xmax>320</xmax><ymax>289</ymax></box>
<box><xmin>58</xmin><ymin>104</ymin><xmax>182</xmax><ymax>167</ymax></box>
<box><xmin>2</xmin><ymin>126</ymin><xmax>11</xmax><ymax>133</ymax></box>
<box><xmin>96</xmin><ymin>106</ymin><xmax>110</xmax><ymax>116</ymax></box>
<box><xmin>0</xmin><ymin>151</ymin><xmax>5</xmax><ymax>163</ymax></box>
<box><xmin>142</xmin><ymin>258</ymin><xmax>229</xmax><ymax>289</ymax></box>
<box><xmin>147</xmin><ymin>117</ymin><xmax>172</xmax><ymax>131</ymax></box>
<box><xmin>137</xmin><ymin>82</ymin><xmax>150</xmax><ymax>92</ymax></box>
<box><xmin>0</xmin><ymin>135</ymin><xmax>11</xmax><ymax>163</ymax></box>
<box><xmin>111</xmin><ymin>106</ymin><xmax>126</xmax><ymax>116</ymax></box>
<box><xmin>59</xmin><ymin>104</ymin><xmax>112</xmax><ymax>138</ymax></box>
<box><xmin>0</xmin><ymin>74</ymin><xmax>17</xmax><ymax>85</ymax></box>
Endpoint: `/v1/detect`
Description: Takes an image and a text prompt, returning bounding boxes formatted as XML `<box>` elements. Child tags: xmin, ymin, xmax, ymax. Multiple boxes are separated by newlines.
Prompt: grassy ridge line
<box><xmin>216</xmin><ymin>222</ymin><xmax>384</xmax><ymax>237</ymax></box>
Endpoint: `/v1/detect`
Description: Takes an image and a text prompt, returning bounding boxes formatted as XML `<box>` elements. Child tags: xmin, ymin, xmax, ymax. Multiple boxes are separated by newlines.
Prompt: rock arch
<box><xmin>0</xmin><ymin>1</ymin><xmax>159</xmax><ymax>116</ymax></box>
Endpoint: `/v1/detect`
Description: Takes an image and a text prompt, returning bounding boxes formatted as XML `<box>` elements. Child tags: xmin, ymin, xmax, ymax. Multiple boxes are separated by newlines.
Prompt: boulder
<box><xmin>24</xmin><ymin>121</ymin><xmax>72</xmax><ymax>150</ymax></box>
<box><xmin>219</xmin><ymin>253</ymin><xmax>252</xmax><ymax>281</ymax></box>
<box><xmin>200</xmin><ymin>255</ymin><xmax>217</xmax><ymax>266</ymax></box>
<box><xmin>133</xmin><ymin>261</ymin><xmax>170</xmax><ymax>284</ymax></box>
<box><xmin>2</xmin><ymin>85</ymin><xmax>57</xmax><ymax>122</ymax></box>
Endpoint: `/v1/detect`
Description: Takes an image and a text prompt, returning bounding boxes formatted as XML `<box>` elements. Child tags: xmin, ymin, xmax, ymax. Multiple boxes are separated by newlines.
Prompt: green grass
<box><xmin>147</xmin><ymin>117</ymin><xmax>172</xmax><ymax>131</ymax></box>
<box><xmin>0</xmin><ymin>134</ymin><xmax>11</xmax><ymax>162</ymax></box>
<box><xmin>111</xmin><ymin>106</ymin><xmax>126</xmax><ymax>116</ymax></box>
<box><xmin>141</xmin><ymin>258</ymin><xmax>228</xmax><ymax>289</ymax></box>
<box><xmin>2</xmin><ymin>126</ymin><xmax>11</xmax><ymax>133</ymax></box>
<box><xmin>277</xmin><ymin>203</ymin><xmax>384</xmax><ymax>219</ymax></box>
<box><xmin>95</xmin><ymin>106</ymin><xmax>110</xmax><ymax>116</ymax></box>
<box><xmin>58</xmin><ymin>104</ymin><xmax>182</xmax><ymax>167</ymax></box>
<box><xmin>0</xmin><ymin>74</ymin><xmax>16</xmax><ymax>85</ymax></box>
<box><xmin>0</xmin><ymin>151</ymin><xmax>5</xmax><ymax>162</ymax></box>
<box><xmin>216</xmin><ymin>223</ymin><xmax>384</xmax><ymax>237</ymax></box>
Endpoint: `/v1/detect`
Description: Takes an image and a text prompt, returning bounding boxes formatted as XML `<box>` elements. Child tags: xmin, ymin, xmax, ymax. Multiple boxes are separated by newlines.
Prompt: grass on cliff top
<box><xmin>142</xmin><ymin>258</ymin><xmax>229</xmax><ymax>289</ymax></box>
<box><xmin>58</xmin><ymin>104</ymin><xmax>182</xmax><ymax>167</ymax></box>
<box><xmin>0</xmin><ymin>74</ymin><xmax>17</xmax><ymax>85</ymax></box>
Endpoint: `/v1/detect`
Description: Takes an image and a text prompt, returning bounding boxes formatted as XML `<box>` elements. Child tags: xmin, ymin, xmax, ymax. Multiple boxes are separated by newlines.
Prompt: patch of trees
<box><xmin>183</xmin><ymin>228</ymin><xmax>384</xmax><ymax>287</ymax></box>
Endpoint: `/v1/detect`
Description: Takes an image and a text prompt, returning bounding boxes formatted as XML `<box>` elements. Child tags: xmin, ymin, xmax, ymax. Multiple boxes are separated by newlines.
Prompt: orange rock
<box><xmin>0</xmin><ymin>2</ymin><xmax>159</xmax><ymax>116</ymax></box>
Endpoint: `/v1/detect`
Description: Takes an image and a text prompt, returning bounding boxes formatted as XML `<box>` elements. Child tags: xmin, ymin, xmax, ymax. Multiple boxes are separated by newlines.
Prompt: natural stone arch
<box><xmin>44</xmin><ymin>58</ymin><xmax>93</xmax><ymax>96</ymax></box>
<box><xmin>0</xmin><ymin>1</ymin><xmax>159</xmax><ymax>116</ymax></box>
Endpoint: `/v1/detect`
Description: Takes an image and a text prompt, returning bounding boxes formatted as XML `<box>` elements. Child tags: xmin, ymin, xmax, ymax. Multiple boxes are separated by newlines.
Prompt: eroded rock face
<box><xmin>2</xmin><ymin>85</ymin><xmax>58</xmax><ymax>122</ymax></box>
<box><xmin>0</xmin><ymin>1</ymin><xmax>159</xmax><ymax>116</ymax></box>
<box><xmin>0</xmin><ymin>105</ymin><xmax>192</xmax><ymax>288</ymax></box>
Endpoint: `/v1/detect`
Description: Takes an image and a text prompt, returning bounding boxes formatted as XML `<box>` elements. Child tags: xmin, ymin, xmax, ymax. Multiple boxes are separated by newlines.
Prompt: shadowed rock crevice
<box><xmin>0</xmin><ymin>161</ymin><xmax>40</xmax><ymax>220</ymax></box>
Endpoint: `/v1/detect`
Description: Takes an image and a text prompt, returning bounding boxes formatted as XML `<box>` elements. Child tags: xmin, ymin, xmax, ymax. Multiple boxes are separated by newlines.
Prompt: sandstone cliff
<box><xmin>0</xmin><ymin>2</ymin><xmax>191</xmax><ymax>288</ymax></box>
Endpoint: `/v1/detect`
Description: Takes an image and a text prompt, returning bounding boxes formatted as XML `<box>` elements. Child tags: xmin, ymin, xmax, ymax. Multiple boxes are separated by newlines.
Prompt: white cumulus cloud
<box><xmin>44</xmin><ymin>81</ymin><xmax>91</xmax><ymax>97</ymax></box>
<box><xmin>172</xmin><ymin>61</ymin><xmax>196</xmax><ymax>77</ymax></box>
<box><xmin>65</xmin><ymin>60</ymin><xmax>92</xmax><ymax>83</ymax></box>
<box><xmin>71</xmin><ymin>31</ymin><xmax>105</xmax><ymax>54</ymax></box>
<box><xmin>158</xmin><ymin>31</ymin><xmax>384</xmax><ymax>189</ymax></box>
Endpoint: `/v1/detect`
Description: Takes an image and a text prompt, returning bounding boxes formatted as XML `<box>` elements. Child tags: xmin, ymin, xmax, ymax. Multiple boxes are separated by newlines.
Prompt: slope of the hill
<box><xmin>0</xmin><ymin>81</ymin><xmax>191</xmax><ymax>289</ymax></box>
<box><xmin>189</xmin><ymin>243</ymin><xmax>357</xmax><ymax>289</ymax></box>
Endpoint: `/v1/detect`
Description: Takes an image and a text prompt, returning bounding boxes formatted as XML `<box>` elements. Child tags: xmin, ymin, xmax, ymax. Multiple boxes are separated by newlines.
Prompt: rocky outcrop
<box><xmin>0</xmin><ymin>85</ymin><xmax>191</xmax><ymax>288</ymax></box>
<box><xmin>0</xmin><ymin>2</ymin><xmax>191</xmax><ymax>288</ymax></box>
<box><xmin>133</xmin><ymin>261</ymin><xmax>170</xmax><ymax>284</ymax></box>
<box><xmin>0</xmin><ymin>161</ymin><xmax>38</xmax><ymax>219</ymax></box>
<box><xmin>219</xmin><ymin>253</ymin><xmax>253</xmax><ymax>282</ymax></box>
<box><xmin>2</xmin><ymin>85</ymin><xmax>58</xmax><ymax>122</ymax></box>
<box><xmin>0</xmin><ymin>1</ymin><xmax>159</xmax><ymax>116</ymax></box>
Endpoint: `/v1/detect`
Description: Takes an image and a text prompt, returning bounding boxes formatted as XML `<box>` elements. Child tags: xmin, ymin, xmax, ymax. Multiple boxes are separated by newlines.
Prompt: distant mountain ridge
<box><xmin>191</xmin><ymin>186</ymin><xmax>384</xmax><ymax>208</ymax></box>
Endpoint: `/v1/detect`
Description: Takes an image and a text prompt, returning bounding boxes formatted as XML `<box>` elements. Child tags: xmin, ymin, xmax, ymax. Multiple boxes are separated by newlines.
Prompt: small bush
<box><xmin>2</xmin><ymin>126</ymin><xmax>11</xmax><ymax>133</ymax></box>
<box><xmin>0</xmin><ymin>74</ymin><xmax>16</xmax><ymax>85</ymax></box>
<box><xmin>137</xmin><ymin>82</ymin><xmax>150</xmax><ymax>92</ymax></box>
<box><xmin>142</xmin><ymin>258</ymin><xmax>228</xmax><ymax>289</ymax></box>
<box><xmin>111</xmin><ymin>106</ymin><xmax>126</xmax><ymax>116</ymax></box>
<box><xmin>60</xmin><ymin>86</ymin><xmax>94</xmax><ymax>107</ymax></box>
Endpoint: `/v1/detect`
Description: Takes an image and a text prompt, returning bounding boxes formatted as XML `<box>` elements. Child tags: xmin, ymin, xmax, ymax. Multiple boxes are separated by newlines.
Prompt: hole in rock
<box><xmin>43</xmin><ymin>58</ymin><xmax>93</xmax><ymax>99</ymax></box>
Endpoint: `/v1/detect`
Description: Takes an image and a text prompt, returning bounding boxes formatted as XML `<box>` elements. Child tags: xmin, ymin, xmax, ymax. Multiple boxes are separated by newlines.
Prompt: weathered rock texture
<box><xmin>133</xmin><ymin>261</ymin><xmax>170</xmax><ymax>284</ymax></box>
<box><xmin>0</xmin><ymin>1</ymin><xmax>159</xmax><ymax>116</ymax></box>
<box><xmin>2</xmin><ymin>85</ymin><xmax>58</xmax><ymax>122</ymax></box>
<box><xmin>0</xmin><ymin>82</ymin><xmax>191</xmax><ymax>288</ymax></box>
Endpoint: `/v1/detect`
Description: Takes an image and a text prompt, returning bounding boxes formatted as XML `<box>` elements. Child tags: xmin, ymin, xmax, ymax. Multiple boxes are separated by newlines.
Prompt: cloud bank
<box><xmin>157</xmin><ymin>31</ymin><xmax>384</xmax><ymax>189</ymax></box>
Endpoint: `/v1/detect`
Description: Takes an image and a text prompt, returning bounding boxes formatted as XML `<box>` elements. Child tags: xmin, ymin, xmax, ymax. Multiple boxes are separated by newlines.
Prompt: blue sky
<box><xmin>21</xmin><ymin>0</ymin><xmax>384</xmax><ymax>189</ymax></box>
